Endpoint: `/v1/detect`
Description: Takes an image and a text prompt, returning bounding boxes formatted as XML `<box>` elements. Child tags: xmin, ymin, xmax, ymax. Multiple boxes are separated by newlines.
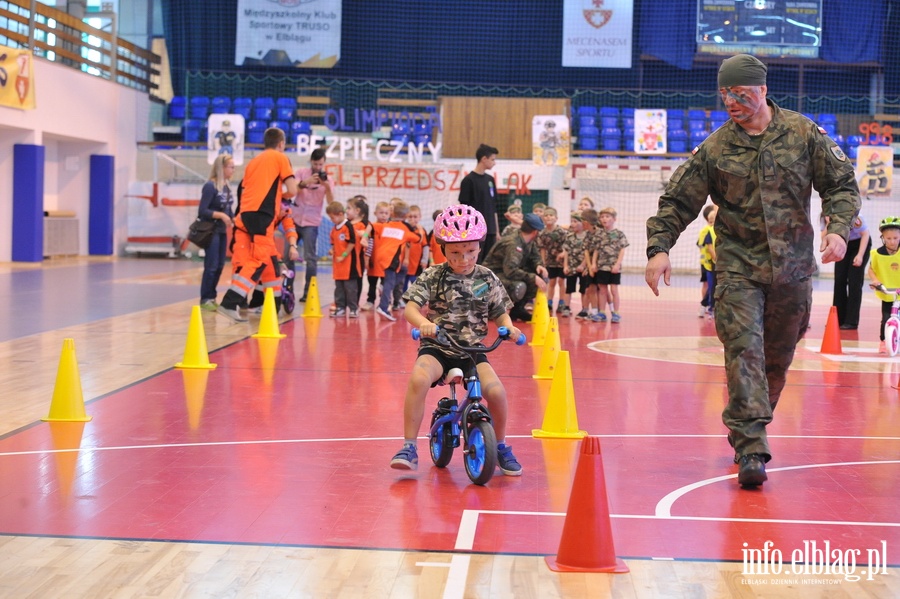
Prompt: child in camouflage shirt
<box><xmin>390</xmin><ymin>205</ymin><xmax>525</xmax><ymax>476</ymax></box>
<box><xmin>561</xmin><ymin>212</ymin><xmax>589</xmax><ymax>317</ymax></box>
<box><xmin>537</xmin><ymin>207</ymin><xmax>568</xmax><ymax>314</ymax></box>
<box><xmin>591</xmin><ymin>207</ymin><xmax>629</xmax><ymax>323</ymax></box>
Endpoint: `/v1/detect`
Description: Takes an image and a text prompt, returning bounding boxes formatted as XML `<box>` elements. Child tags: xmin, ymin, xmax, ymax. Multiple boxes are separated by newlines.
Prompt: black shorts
<box><xmin>594</xmin><ymin>270</ymin><xmax>621</xmax><ymax>285</ymax></box>
<box><xmin>700</xmin><ymin>266</ymin><xmax>712</xmax><ymax>282</ymax></box>
<box><xmin>546</xmin><ymin>266</ymin><xmax>565</xmax><ymax>279</ymax></box>
<box><xmin>566</xmin><ymin>273</ymin><xmax>589</xmax><ymax>294</ymax></box>
<box><xmin>418</xmin><ymin>345</ymin><xmax>488</xmax><ymax>386</ymax></box>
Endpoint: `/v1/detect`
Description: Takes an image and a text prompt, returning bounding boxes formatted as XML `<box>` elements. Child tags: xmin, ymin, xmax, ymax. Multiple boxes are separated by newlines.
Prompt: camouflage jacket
<box><xmin>537</xmin><ymin>226</ymin><xmax>568</xmax><ymax>268</ymax></box>
<box><xmin>482</xmin><ymin>231</ymin><xmax>544</xmax><ymax>282</ymax></box>
<box><xmin>403</xmin><ymin>263</ymin><xmax>512</xmax><ymax>354</ymax></box>
<box><xmin>647</xmin><ymin>100</ymin><xmax>860</xmax><ymax>284</ymax></box>
<box><xmin>562</xmin><ymin>230</ymin><xmax>589</xmax><ymax>271</ymax></box>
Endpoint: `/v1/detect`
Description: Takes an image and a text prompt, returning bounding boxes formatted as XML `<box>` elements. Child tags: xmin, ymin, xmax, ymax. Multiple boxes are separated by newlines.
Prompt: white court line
<box><xmin>2</xmin><ymin>433</ymin><xmax>898</xmax><ymax>459</ymax></box>
<box><xmin>655</xmin><ymin>459</ymin><xmax>900</xmax><ymax>518</ymax></box>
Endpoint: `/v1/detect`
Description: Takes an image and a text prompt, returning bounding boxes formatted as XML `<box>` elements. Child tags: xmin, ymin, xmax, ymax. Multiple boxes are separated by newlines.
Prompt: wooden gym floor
<box><xmin>0</xmin><ymin>257</ymin><xmax>897</xmax><ymax>598</ymax></box>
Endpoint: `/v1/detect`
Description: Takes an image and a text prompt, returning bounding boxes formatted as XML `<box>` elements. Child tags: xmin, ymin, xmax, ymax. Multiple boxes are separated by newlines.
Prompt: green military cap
<box><xmin>718</xmin><ymin>54</ymin><xmax>767</xmax><ymax>88</ymax></box>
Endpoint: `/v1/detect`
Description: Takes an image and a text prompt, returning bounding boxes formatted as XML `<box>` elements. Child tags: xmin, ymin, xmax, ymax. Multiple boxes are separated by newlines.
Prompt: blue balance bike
<box><xmin>411</xmin><ymin>326</ymin><xmax>526</xmax><ymax>485</ymax></box>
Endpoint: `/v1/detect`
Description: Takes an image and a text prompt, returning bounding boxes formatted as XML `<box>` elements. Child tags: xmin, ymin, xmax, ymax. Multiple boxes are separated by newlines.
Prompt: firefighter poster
<box><xmin>855</xmin><ymin>145</ymin><xmax>892</xmax><ymax>197</ymax></box>
<box><xmin>0</xmin><ymin>45</ymin><xmax>36</xmax><ymax>110</ymax></box>
<box><xmin>532</xmin><ymin>115</ymin><xmax>570</xmax><ymax>166</ymax></box>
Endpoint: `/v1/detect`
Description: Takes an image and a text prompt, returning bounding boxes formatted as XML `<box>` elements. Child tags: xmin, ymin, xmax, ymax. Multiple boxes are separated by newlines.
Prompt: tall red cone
<box><xmin>820</xmin><ymin>305</ymin><xmax>843</xmax><ymax>355</ymax></box>
<box><xmin>546</xmin><ymin>436</ymin><xmax>629</xmax><ymax>573</ymax></box>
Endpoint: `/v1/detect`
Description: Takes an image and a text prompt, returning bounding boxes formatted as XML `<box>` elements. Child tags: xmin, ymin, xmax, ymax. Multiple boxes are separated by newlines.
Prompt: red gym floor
<box><xmin>1</xmin><ymin>281</ymin><xmax>898</xmax><ymax>566</ymax></box>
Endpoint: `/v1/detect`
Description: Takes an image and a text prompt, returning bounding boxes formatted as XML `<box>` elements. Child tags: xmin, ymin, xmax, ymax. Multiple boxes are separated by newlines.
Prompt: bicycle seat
<box><xmin>445</xmin><ymin>368</ymin><xmax>464</xmax><ymax>386</ymax></box>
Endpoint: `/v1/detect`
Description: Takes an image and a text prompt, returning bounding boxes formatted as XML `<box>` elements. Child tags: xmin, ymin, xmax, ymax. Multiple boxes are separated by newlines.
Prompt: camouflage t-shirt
<box><xmin>537</xmin><ymin>227</ymin><xmax>568</xmax><ymax>268</ymax></box>
<box><xmin>403</xmin><ymin>263</ymin><xmax>513</xmax><ymax>357</ymax></box>
<box><xmin>562</xmin><ymin>230</ymin><xmax>589</xmax><ymax>271</ymax></box>
<box><xmin>500</xmin><ymin>224</ymin><xmax>521</xmax><ymax>237</ymax></box>
<box><xmin>595</xmin><ymin>228</ymin><xmax>629</xmax><ymax>271</ymax></box>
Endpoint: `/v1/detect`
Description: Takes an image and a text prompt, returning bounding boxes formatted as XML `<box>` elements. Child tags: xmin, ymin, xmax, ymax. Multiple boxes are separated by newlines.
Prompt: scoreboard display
<box><xmin>697</xmin><ymin>0</ymin><xmax>822</xmax><ymax>58</ymax></box>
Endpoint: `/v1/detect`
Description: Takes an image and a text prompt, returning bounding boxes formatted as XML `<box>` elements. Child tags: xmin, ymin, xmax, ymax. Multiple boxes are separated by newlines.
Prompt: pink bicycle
<box><xmin>873</xmin><ymin>284</ymin><xmax>900</xmax><ymax>356</ymax></box>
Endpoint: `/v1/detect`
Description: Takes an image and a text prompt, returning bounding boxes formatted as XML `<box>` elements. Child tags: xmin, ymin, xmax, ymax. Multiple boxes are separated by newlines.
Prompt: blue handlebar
<box><xmin>411</xmin><ymin>325</ymin><xmax>525</xmax><ymax>347</ymax></box>
<box><xmin>411</xmin><ymin>328</ymin><xmax>422</xmax><ymax>341</ymax></box>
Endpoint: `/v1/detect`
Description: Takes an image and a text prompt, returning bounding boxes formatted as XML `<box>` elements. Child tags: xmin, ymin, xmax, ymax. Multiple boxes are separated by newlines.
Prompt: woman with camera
<box><xmin>292</xmin><ymin>148</ymin><xmax>334</xmax><ymax>302</ymax></box>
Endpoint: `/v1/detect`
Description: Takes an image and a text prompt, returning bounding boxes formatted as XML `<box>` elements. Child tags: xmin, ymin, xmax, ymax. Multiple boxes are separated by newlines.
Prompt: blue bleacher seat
<box><xmin>188</xmin><ymin>96</ymin><xmax>210</xmax><ymax>119</ymax></box>
<box><xmin>623</xmin><ymin>128</ymin><xmax>635</xmax><ymax>151</ymax></box>
<box><xmin>578</xmin><ymin>136</ymin><xmax>599</xmax><ymax>151</ymax></box>
<box><xmin>269</xmin><ymin>120</ymin><xmax>290</xmax><ymax>133</ymax></box>
<box><xmin>577</xmin><ymin>106</ymin><xmax>598</xmax><ymax>117</ymax></box>
<box><xmin>688</xmin><ymin>119</ymin><xmax>708</xmax><ymax>131</ymax></box>
<box><xmin>275</xmin><ymin>97</ymin><xmax>297</xmax><ymax>121</ymax></box>
<box><xmin>253</xmin><ymin>97</ymin><xmax>275</xmax><ymax>121</ymax></box>
<box><xmin>168</xmin><ymin>96</ymin><xmax>186</xmax><ymax>120</ymax></box>
<box><xmin>211</xmin><ymin>96</ymin><xmax>231</xmax><ymax>114</ymax></box>
<box><xmin>247</xmin><ymin>120</ymin><xmax>267</xmax><ymax>144</ymax></box>
<box><xmin>579</xmin><ymin>125</ymin><xmax>599</xmax><ymax>138</ymax></box>
<box><xmin>690</xmin><ymin>130</ymin><xmax>709</xmax><ymax>145</ymax></box>
<box><xmin>578</xmin><ymin>115</ymin><xmax>596</xmax><ymax>127</ymax></box>
<box><xmin>183</xmin><ymin>119</ymin><xmax>206</xmax><ymax>142</ymax></box>
<box><xmin>601</xmin><ymin>127</ymin><xmax>622</xmax><ymax>151</ymax></box>
<box><xmin>232</xmin><ymin>97</ymin><xmax>253</xmax><ymax>119</ymax></box>
<box><xmin>291</xmin><ymin>121</ymin><xmax>312</xmax><ymax>137</ymax></box>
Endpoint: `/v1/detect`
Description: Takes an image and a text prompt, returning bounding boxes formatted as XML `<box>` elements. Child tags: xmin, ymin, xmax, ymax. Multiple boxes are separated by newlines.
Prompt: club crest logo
<box><xmin>583</xmin><ymin>0</ymin><xmax>612</xmax><ymax>29</ymax></box>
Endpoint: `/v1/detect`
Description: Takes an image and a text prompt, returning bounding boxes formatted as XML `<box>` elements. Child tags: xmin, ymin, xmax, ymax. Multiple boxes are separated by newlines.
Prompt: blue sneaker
<box><xmin>610</xmin><ymin>312</ymin><xmax>621</xmax><ymax>323</ymax></box>
<box><xmin>390</xmin><ymin>444</ymin><xmax>418</xmax><ymax>470</ymax></box>
<box><xmin>497</xmin><ymin>444</ymin><xmax>523</xmax><ymax>476</ymax></box>
<box><xmin>589</xmin><ymin>313</ymin><xmax>607</xmax><ymax>323</ymax></box>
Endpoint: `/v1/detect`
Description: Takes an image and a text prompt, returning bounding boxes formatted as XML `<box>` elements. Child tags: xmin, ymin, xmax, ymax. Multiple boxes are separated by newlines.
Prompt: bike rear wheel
<box><xmin>464</xmin><ymin>420</ymin><xmax>497</xmax><ymax>485</ymax></box>
<box><xmin>886</xmin><ymin>320</ymin><xmax>900</xmax><ymax>356</ymax></box>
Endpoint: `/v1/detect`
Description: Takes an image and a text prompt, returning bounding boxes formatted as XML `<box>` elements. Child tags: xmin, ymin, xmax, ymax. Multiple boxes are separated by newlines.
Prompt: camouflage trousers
<box><xmin>714</xmin><ymin>273</ymin><xmax>812</xmax><ymax>461</ymax></box>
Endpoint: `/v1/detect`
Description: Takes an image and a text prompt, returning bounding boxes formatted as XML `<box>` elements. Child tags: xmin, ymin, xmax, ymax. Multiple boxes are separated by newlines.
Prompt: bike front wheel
<box><xmin>464</xmin><ymin>420</ymin><xmax>497</xmax><ymax>486</ymax></box>
<box><xmin>886</xmin><ymin>320</ymin><xmax>900</xmax><ymax>356</ymax></box>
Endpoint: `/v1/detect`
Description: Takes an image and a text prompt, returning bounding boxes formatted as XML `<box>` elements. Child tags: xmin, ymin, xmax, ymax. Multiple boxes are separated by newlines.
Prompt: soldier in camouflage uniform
<box><xmin>561</xmin><ymin>213</ymin><xmax>590</xmax><ymax>317</ymax></box>
<box><xmin>482</xmin><ymin>213</ymin><xmax>549</xmax><ymax>322</ymax></box>
<box><xmin>390</xmin><ymin>205</ymin><xmax>526</xmax><ymax>476</ymax></box>
<box><xmin>645</xmin><ymin>54</ymin><xmax>860</xmax><ymax>487</ymax></box>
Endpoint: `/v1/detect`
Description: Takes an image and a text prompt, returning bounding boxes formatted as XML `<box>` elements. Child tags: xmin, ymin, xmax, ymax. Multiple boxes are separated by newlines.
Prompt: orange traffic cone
<box><xmin>175</xmin><ymin>306</ymin><xmax>217</xmax><ymax>369</ymax></box>
<box><xmin>43</xmin><ymin>338</ymin><xmax>92</xmax><ymax>422</ymax></box>
<box><xmin>820</xmin><ymin>305</ymin><xmax>842</xmax><ymax>355</ymax></box>
<box><xmin>546</xmin><ymin>436</ymin><xmax>629</xmax><ymax>573</ymax></box>
<box><xmin>253</xmin><ymin>288</ymin><xmax>287</xmax><ymax>339</ymax></box>
<box><xmin>533</xmin><ymin>317</ymin><xmax>561</xmax><ymax>380</ymax></box>
<box><xmin>532</xmin><ymin>351</ymin><xmax>587</xmax><ymax>439</ymax></box>
<box><xmin>302</xmin><ymin>276</ymin><xmax>323</xmax><ymax>318</ymax></box>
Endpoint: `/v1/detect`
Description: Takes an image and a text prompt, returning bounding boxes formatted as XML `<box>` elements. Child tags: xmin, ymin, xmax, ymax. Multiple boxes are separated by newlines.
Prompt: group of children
<box><xmin>508</xmin><ymin>197</ymin><xmax>630</xmax><ymax>323</ymax></box>
<box><xmin>321</xmin><ymin>196</ymin><xmax>451</xmax><ymax>320</ymax></box>
<box><xmin>318</xmin><ymin>196</ymin><xmax>631</xmax><ymax>324</ymax></box>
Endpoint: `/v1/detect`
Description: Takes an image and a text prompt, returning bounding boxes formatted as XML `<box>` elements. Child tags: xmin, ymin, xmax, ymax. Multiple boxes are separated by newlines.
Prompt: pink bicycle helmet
<box><xmin>435</xmin><ymin>204</ymin><xmax>487</xmax><ymax>243</ymax></box>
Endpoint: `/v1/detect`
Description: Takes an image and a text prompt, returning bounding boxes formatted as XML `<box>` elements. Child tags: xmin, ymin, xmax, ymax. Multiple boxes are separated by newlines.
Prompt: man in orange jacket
<box><xmin>218</xmin><ymin>127</ymin><xmax>298</xmax><ymax>322</ymax></box>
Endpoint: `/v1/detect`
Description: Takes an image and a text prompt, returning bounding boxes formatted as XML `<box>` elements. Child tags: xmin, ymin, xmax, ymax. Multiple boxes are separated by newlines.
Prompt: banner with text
<box><xmin>562</xmin><ymin>0</ymin><xmax>633</xmax><ymax>68</ymax></box>
<box><xmin>0</xmin><ymin>45</ymin><xmax>36</xmax><ymax>110</ymax></box>
<box><xmin>234</xmin><ymin>0</ymin><xmax>341</xmax><ymax>68</ymax></box>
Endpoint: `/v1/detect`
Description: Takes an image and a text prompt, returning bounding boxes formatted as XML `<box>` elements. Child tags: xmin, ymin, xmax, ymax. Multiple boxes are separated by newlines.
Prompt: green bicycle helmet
<box><xmin>879</xmin><ymin>216</ymin><xmax>900</xmax><ymax>232</ymax></box>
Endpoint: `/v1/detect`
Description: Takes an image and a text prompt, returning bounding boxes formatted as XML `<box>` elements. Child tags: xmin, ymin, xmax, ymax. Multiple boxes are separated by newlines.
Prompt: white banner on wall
<box><xmin>234</xmin><ymin>0</ymin><xmax>342</xmax><ymax>68</ymax></box>
<box><xmin>562</xmin><ymin>0</ymin><xmax>633</xmax><ymax>68</ymax></box>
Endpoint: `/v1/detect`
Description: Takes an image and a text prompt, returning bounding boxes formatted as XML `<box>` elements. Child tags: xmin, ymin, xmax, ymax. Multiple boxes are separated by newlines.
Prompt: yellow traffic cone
<box><xmin>48</xmin><ymin>421</ymin><xmax>86</xmax><ymax>502</ymax></box>
<box><xmin>302</xmin><ymin>276</ymin><xmax>323</xmax><ymax>318</ymax></box>
<box><xmin>531</xmin><ymin>288</ymin><xmax>550</xmax><ymax>330</ymax></box>
<box><xmin>43</xmin><ymin>338</ymin><xmax>92</xmax><ymax>422</ymax></box>
<box><xmin>530</xmin><ymin>313</ymin><xmax>550</xmax><ymax>347</ymax></box>
<box><xmin>175</xmin><ymin>306</ymin><xmax>218</xmax><ymax>369</ymax></box>
<box><xmin>534</xmin><ymin>318</ymin><xmax>561</xmax><ymax>380</ymax></box>
<box><xmin>253</xmin><ymin>288</ymin><xmax>287</xmax><ymax>339</ymax></box>
<box><xmin>532</xmin><ymin>351</ymin><xmax>587</xmax><ymax>439</ymax></box>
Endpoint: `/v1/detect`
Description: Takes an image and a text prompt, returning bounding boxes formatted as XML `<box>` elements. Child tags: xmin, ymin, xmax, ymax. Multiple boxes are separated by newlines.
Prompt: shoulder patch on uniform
<box><xmin>830</xmin><ymin>145</ymin><xmax>847</xmax><ymax>162</ymax></box>
<box><xmin>817</xmin><ymin>126</ymin><xmax>828</xmax><ymax>135</ymax></box>
<box><xmin>691</xmin><ymin>145</ymin><xmax>700</xmax><ymax>155</ymax></box>
<box><xmin>515</xmin><ymin>246</ymin><xmax>522</xmax><ymax>252</ymax></box>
